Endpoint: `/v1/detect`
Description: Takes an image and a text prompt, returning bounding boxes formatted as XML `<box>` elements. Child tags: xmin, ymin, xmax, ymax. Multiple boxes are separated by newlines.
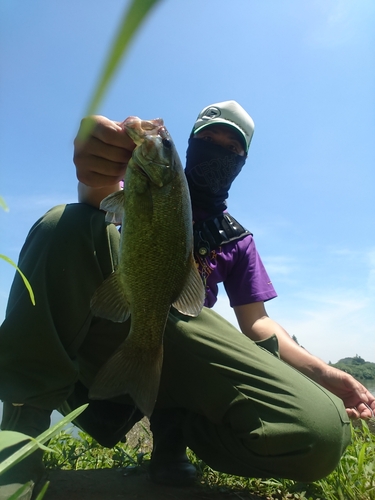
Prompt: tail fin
<box><xmin>89</xmin><ymin>340</ymin><xmax>163</xmax><ymax>418</ymax></box>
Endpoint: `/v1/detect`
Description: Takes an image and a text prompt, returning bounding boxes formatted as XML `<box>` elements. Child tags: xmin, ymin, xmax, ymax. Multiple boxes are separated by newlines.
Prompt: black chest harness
<box><xmin>193</xmin><ymin>213</ymin><xmax>252</xmax><ymax>258</ymax></box>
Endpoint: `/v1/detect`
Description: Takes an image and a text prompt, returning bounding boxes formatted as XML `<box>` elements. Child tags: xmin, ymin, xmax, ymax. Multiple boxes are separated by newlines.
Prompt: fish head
<box><xmin>123</xmin><ymin>116</ymin><xmax>181</xmax><ymax>187</ymax></box>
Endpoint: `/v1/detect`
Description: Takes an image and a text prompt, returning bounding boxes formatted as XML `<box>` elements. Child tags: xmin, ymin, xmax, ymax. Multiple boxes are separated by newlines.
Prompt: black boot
<box><xmin>149</xmin><ymin>408</ymin><xmax>196</xmax><ymax>487</ymax></box>
<box><xmin>0</xmin><ymin>402</ymin><xmax>51</xmax><ymax>497</ymax></box>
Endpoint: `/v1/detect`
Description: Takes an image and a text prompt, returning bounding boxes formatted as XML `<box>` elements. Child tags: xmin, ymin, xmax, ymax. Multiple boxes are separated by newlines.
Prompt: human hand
<box><xmin>319</xmin><ymin>366</ymin><xmax>375</xmax><ymax>420</ymax></box>
<box><xmin>73</xmin><ymin>115</ymin><xmax>135</xmax><ymax>188</ymax></box>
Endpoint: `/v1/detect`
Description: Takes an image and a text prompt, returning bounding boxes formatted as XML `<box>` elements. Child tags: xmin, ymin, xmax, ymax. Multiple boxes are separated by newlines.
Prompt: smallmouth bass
<box><xmin>89</xmin><ymin>117</ymin><xmax>205</xmax><ymax>417</ymax></box>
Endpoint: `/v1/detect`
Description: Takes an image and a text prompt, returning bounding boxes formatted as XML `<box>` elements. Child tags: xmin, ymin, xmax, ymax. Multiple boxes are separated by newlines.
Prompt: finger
<box><xmin>74</xmin><ymin>135</ymin><xmax>132</xmax><ymax>165</ymax></box>
<box><xmin>366</xmin><ymin>392</ymin><xmax>375</xmax><ymax>407</ymax></box>
<box><xmin>346</xmin><ymin>407</ymin><xmax>360</xmax><ymax>420</ymax></box>
<box><xmin>75</xmin><ymin>156</ymin><xmax>127</xmax><ymax>187</ymax></box>
<box><xmin>76</xmin><ymin>116</ymin><xmax>135</xmax><ymax>151</ymax></box>
<box><xmin>360</xmin><ymin>402</ymin><xmax>375</xmax><ymax>419</ymax></box>
<box><xmin>78</xmin><ymin>170</ymin><xmax>123</xmax><ymax>188</ymax></box>
<box><xmin>93</xmin><ymin>118</ymin><xmax>135</xmax><ymax>150</ymax></box>
<box><xmin>349</xmin><ymin>402</ymin><xmax>375</xmax><ymax>420</ymax></box>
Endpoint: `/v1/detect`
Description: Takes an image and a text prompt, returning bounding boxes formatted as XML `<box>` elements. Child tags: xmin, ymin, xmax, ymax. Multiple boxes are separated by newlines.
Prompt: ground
<box><xmin>44</xmin><ymin>468</ymin><xmax>262</xmax><ymax>500</ymax></box>
<box><xmin>39</xmin><ymin>417</ymin><xmax>375</xmax><ymax>499</ymax></box>
<box><xmin>42</xmin><ymin>419</ymin><xmax>264</xmax><ymax>500</ymax></box>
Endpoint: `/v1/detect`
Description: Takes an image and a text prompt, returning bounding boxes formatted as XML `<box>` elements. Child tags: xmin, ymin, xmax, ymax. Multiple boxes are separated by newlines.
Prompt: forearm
<box><xmin>248</xmin><ymin>316</ymin><xmax>327</xmax><ymax>382</ymax></box>
<box><xmin>234</xmin><ymin>303</ymin><xmax>327</xmax><ymax>383</ymax></box>
<box><xmin>78</xmin><ymin>181</ymin><xmax>120</xmax><ymax>209</ymax></box>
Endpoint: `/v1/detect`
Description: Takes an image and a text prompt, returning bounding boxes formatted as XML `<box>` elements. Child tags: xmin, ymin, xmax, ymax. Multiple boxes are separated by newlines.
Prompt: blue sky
<box><xmin>1</xmin><ymin>0</ymin><xmax>374</xmax><ymax>364</ymax></box>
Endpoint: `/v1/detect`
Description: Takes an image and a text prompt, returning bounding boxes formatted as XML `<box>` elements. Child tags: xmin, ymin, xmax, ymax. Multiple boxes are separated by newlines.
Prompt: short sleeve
<box><xmin>223</xmin><ymin>235</ymin><xmax>277</xmax><ymax>307</ymax></box>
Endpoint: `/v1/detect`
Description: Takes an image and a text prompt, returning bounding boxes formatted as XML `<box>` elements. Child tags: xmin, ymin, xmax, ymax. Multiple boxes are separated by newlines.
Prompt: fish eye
<box><xmin>162</xmin><ymin>138</ymin><xmax>172</xmax><ymax>149</ymax></box>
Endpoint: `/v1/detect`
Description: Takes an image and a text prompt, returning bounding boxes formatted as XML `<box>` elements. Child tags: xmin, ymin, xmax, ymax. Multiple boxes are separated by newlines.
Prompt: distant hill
<box><xmin>330</xmin><ymin>355</ymin><xmax>375</xmax><ymax>382</ymax></box>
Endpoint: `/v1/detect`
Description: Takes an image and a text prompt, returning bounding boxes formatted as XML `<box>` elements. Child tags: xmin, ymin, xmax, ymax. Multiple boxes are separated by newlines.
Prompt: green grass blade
<box><xmin>0</xmin><ymin>254</ymin><xmax>35</xmax><ymax>305</ymax></box>
<box><xmin>85</xmin><ymin>0</ymin><xmax>162</xmax><ymax>119</ymax></box>
<box><xmin>0</xmin><ymin>431</ymin><xmax>34</xmax><ymax>453</ymax></box>
<box><xmin>0</xmin><ymin>196</ymin><xmax>9</xmax><ymax>212</ymax></box>
<box><xmin>0</xmin><ymin>432</ymin><xmax>53</xmax><ymax>455</ymax></box>
<box><xmin>6</xmin><ymin>481</ymin><xmax>33</xmax><ymax>500</ymax></box>
<box><xmin>34</xmin><ymin>480</ymin><xmax>50</xmax><ymax>500</ymax></box>
<box><xmin>0</xmin><ymin>404</ymin><xmax>88</xmax><ymax>476</ymax></box>
<box><xmin>357</xmin><ymin>441</ymin><xmax>368</xmax><ymax>475</ymax></box>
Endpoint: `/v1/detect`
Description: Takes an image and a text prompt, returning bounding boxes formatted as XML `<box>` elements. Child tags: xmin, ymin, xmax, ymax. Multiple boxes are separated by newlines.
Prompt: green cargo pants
<box><xmin>0</xmin><ymin>204</ymin><xmax>350</xmax><ymax>481</ymax></box>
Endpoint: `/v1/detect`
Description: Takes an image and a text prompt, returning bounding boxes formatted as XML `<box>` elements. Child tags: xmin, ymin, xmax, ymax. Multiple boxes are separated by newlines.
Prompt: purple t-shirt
<box><xmin>194</xmin><ymin>223</ymin><xmax>277</xmax><ymax>308</ymax></box>
<box><xmin>119</xmin><ymin>207</ymin><xmax>276</xmax><ymax>308</ymax></box>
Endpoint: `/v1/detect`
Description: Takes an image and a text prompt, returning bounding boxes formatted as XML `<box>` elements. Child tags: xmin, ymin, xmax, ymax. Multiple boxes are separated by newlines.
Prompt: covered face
<box><xmin>185</xmin><ymin>100</ymin><xmax>255</xmax><ymax>214</ymax></box>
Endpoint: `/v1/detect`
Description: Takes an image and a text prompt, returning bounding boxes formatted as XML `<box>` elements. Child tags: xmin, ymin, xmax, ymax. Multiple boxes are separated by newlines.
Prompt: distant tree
<box><xmin>332</xmin><ymin>356</ymin><xmax>375</xmax><ymax>382</ymax></box>
<box><xmin>353</xmin><ymin>354</ymin><xmax>365</xmax><ymax>365</ymax></box>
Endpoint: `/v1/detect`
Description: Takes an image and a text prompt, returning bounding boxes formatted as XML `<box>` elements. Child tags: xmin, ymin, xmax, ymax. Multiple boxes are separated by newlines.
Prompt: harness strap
<box><xmin>194</xmin><ymin>212</ymin><xmax>252</xmax><ymax>257</ymax></box>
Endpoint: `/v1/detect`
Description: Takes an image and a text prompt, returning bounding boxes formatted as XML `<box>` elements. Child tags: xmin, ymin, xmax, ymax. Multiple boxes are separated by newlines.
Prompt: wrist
<box><xmin>299</xmin><ymin>355</ymin><xmax>328</xmax><ymax>383</ymax></box>
<box><xmin>78</xmin><ymin>182</ymin><xmax>120</xmax><ymax>209</ymax></box>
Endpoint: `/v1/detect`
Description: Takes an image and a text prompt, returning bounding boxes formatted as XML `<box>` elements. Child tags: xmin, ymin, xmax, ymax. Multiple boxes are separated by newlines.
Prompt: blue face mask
<box><xmin>185</xmin><ymin>137</ymin><xmax>247</xmax><ymax>214</ymax></box>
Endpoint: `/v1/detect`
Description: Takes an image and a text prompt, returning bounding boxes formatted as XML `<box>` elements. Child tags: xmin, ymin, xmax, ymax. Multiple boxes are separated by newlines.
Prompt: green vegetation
<box><xmin>1</xmin><ymin>198</ymin><xmax>35</xmax><ymax>306</ymax></box>
<box><xmin>330</xmin><ymin>356</ymin><xmax>375</xmax><ymax>383</ymax></box>
<box><xmin>85</xmin><ymin>0</ymin><xmax>160</xmax><ymax>117</ymax></box>
<box><xmin>0</xmin><ymin>254</ymin><xmax>35</xmax><ymax>306</ymax></box>
<box><xmin>0</xmin><ymin>405</ymin><xmax>88</xmax><ymax>499</ymax></box>
<box><xmin>42</xmin><ymin>419</ymin><xmax>375</xmax><ymax>500</ymax></box>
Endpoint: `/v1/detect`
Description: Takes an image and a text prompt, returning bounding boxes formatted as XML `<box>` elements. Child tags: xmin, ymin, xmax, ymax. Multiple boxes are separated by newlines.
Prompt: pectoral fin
<box><xmin>104</xmin><ymin>211</ymin><xmax>123</xmax><ymax>224</ymax></box>
<box><xmin>100</xmin><ymin>190</ymin><xmax>125</xmax><ymax>224</ymax></box>
<box><xmin>172</xmin><ymin>255</ymin><xmax>205</xmax><ymax>317</ymax></box>
<box><xmin>91</xmin><ymin>271</ymin><xmax>130</xmax><ymax>322</ymax></box>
